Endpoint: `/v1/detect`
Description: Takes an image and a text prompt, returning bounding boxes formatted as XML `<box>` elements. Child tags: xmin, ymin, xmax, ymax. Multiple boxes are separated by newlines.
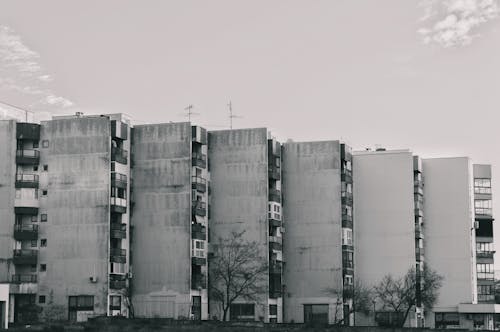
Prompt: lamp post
<box><xmin>372</xmin><ymin>300</ymin><xmax>377</xmax><ymax>324</ymax></box>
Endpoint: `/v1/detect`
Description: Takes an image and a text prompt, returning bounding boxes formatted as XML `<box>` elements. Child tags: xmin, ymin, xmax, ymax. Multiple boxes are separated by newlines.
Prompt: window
<box><xmin>39</xmin><ymin>295</ymin><xmax>46</xmax><ymax>304</ymax></box>
<box><xmin>41</xmin><ymin>214</ymin><xmax>47</xmax><ymax>222</ymax></box>
<box><xmin>69</xmin><ymin>295</ymin><xmax>94</xmax><ymax>311</ymax></box>
<box><xmin>42</xmin><ymin>190</ymin><xmax>48</xmax><ymax>196</ymax></box>
<box><xmin>33</xmin><ymin>165</ymin><xmax>38</xmax><ymax>172</ymax></box>
<box><xmin>435</xmin><ymin>312</ymin><xmax>460</xmax><ymax>329</ymax></box>
<box><xmin>42</xmin><ymin>140</ymin><xmax>49</xmax><ymax>148</ymax></box>
<box><xmin>344</xmin><ymin>275</ymin><xmax>353</xmax><ymax>286</ymax></box>
<box><xmin>40</xmin><ymin>239</ymin><xmax>47</xmax><ymax>247</ymax></box>
<box><xmin>31</xmin><ymin>215</ymin><xmax>38</xmax><ymax>223</ymax></box>
<box><xmin>110</xmin><ymin>263</ymin><xmax>126</xmax><ymax>274</ymax></box>
<box><xmin>376</xmin><ymin>311</ymin><xmax>406</xmax><ymax>327</ymax></box>
<box><xmin>15</xmin><ymin>189</ymin><xmax>21</xmax><ymax>199</ymax></box>
<box><xmin>342</xmin><ymin>228</ymin><xmax>353</xmax><ymax>246</ymax></box>
<box><xmin>31</xmin><ymin>240</ymin><xmax>37</xmax><ymax>247</ymax></box>
<box><xmin>342</xmin><ymin>251</ymin><xmax>354</xmax><ymax>269</ymax></box>
<box><xmin>304</xmin><ymin>304</ymin><xmax>329</xmax><ymax>324</ymax></box>
<box><xmin>230</xmin><ymin>303</ymin><xmax>255</xmax><ymax>321</ymax></box>
<box><xmin>477</xmin><ymin>263</ymin><xmax>494</xmax><ymax>280</ymax></box>
<box><xmin>477</xmin><ymin>242</ymin><xmax>494</xmax><ymax>253</ymax></box>
<box><xmin>43</xmin><ymin>164</ymin><xmax>48</xmax><ymax>171</ymax></box>
<box><xmin>475</xmin><ymin>178</ymin><xmax>492</xmax><ymax>194</ymax></box>
<box><xmin>109</xmin><ymin>295</ymin><xmax>121</xmax><ymax>310</ymax></box>
<box><xmin>40</xmin><ymin>264</ymin><xmax>46</xmax><ymax>272</ymax></box>
<box><xmin>111</xmin><ymin>187</ymin><xmax>126</xmax><ymax>199</ymax></box>
<box><xmin>478</xmin><ymin>285</ymin><xmax>495</xmax><ymax>302</ymax></box>
<box><xmin>269</xmin><ymin>304</ymin><xmax>277</xmax><ymax>316</ymax></box>
<box><xmin>475</xmin><ymin>199</ymin><xmax>492</xmax><ymax>216</ymax></box>
<box><xmin>33</xmin><ymin>141</ymin><xmax>39</xmax><ymax>148</ymax></box>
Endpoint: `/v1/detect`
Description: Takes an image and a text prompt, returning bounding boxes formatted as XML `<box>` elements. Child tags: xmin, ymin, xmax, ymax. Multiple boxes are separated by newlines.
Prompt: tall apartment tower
<box><xmin>0</xmin><ymin>114</ymin><xmax>132</xmax><ymax>324</ymax></box>
<box><xmin>473</xmin><ymin>164</ymin><xmax>495</xmax><ymax>305</ymax></box>
<box><xmin>208</xmin><ymin>128</ymin><xmax>284</xmax><ymax>322</ymax></box>
<box><xmin>281</xmin><ymin>141</ymin><xmax>354</xmax><ymax>325</ymax></box>
<box><xmin>130</xmin><ymin>123</ymin><xmax>209</xmax><ymax>320</ymax></box>
<box><xmin>353</xmin><ymin>149</ymin><xmax>422</xmax><ymax>327</ymax></box>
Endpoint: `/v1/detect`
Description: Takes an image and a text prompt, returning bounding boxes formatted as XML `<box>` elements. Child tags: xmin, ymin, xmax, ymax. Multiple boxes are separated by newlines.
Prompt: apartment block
<box><xmin>130</xmin><ymin>123</ymin><xmax>209</xmax><ymax>320</ymax></box>
<box><xmin>208</xmin><ymin>128</ymin><xmax>283</xmax><ymax>323</ymax></box>
<box><xmin>0</xmin><ymin>114</ymin><xmax>132</xmax><ymax>324</ymax></box>
<box><xmin>282</xmin><ymin>141</ymin><xmax>354</xmax><ymax>325</ymax></box>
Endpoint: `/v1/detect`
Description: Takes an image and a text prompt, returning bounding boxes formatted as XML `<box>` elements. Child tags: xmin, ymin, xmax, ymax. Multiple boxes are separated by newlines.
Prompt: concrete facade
<box><xmin>208</xmin><ymin>128</ymin><xmax>274</xmax><ymax>322</ymax></box>
<box><xmin>353</xmin><ymin>150</ymin><xmax>418</xmax><ymax>327</ymax></box>
<box><xmin>0</xmin><ymin>284</ymin><xmax>8</xmax><ymax>329</ymax></box>
<box><xmin>281</xmin><ymin>141</ymin><xmax>344</xmax><ymax>324</ymax></box>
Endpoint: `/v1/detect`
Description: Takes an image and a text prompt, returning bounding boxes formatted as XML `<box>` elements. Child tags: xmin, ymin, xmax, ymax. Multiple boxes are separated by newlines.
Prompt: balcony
<box><xmin>414</xmin><ymin>179</ymin><xmax>424</xmax><ymax>188</ymax></box>
<box><xmin>415</xmin><ymin>223</ymin><xmax>424</xmax><ymax>239</ymax></box>
<box><xmin>416</xmin><ymin>247</ymin><xmax>425</xmax><ymax>261</ymax></box>
<box><xmin>13</xmin><ymin>249</ymin><xmax>38</xmax><ymax>265</ymax></box>
<box><xmin>192</xmin><ymin>201</ymin><xmax>206</xmax><ymax>217</ymax></box>
<box><xmin>111</xmin><ymin>146</ymin><xmax>128</xmax><ymax>165</ymax></box>
<box><xmin>110</xmin><ymin>197</ymin><xmax>127</xmax><ymax>214</ymax></box>
<box><xmin>414</xmin><ymin>208</ymin><xmax>423</xmax><ymax>217</ymax></box>
<box><xmin>16</xmin><ymin>149</ymin><xmax>40</xmax><ymax>165</ymax></box>
<box><xmin>111</xmin><ymin>173</ymin><xmax>127</xmax><ymax>189</ymax></box>
<box><xmin>192</xmin><ymin>257</ymin><xmax>206</xmax><ymax>266</ymax></box>
<box><xmin>269</xmin><ymin>188</ymin><xmax>281</xmax><ymax>203</ymax></box>
<box><xmin>341</xmin><ymin>192</ymin><xmax>353</xmax><ymax>206</ymax></box>
<box><xmin>16</xmin><ymin>123</ymin><xmax>40</xmax><ymax>140</ymax></box>
<box><xmin>269</xmin><ymin>289</ymin><xmax>282</xmax><ymax>299</ymax></box>
<box><xmin>268</xmin><ymin>166</ymin><xmax>281</xmax><ymax>181</ymax></box>
<box><xmin>192</xmin><ymin>152</ymin><xmax>207</xmax><ymax>169</ymax></box>
<box><xmin>14</xmin><ymin>224</ymin><xmax>38</xmax><ymax>241</ymax></box>
<box><xmin>477</xmin><ymin>251</ymin><xmax>495</xmax><ymax>259</ymax></box>
<box><xmin>11</xmin><ymin>274</ymin><xmax>37</xmax><ymax>283</ymax></box>
<box><xmin>192</xmin><ymin>223</ymin><xmax>206</xmax><ymax>240</ymax></box>
<box><xmin>342</xmin><ymin>213</ymin><xmax>353</xmax><ymax>228</ymax></box>
<box><xmin>269</xmin><ymin>216</ymin><xmax>281</xmax><ymax>228</ymax></box>
<box><xmin>192</xmin><ymin>176</ymin><xmax>206</xmax><ymax>193</ymax></box>
<box><xmin>270</xmin><ymin>262</ymin><xmax>283</xmax><ymax>274</ymax></box>
<box><xmin>15</xmin><ymin>174</ymin><xmax>39</xmax><ymax>189</ymax></box>
<box><xmin>110</xmin><ymin>248</ymin><xmax>126</xmax><ymax>263</ymax></box>
<box><xmin>14</xmin><ymin>194</ymin><xmax>39</xmax><ymax>215</ymax></box>
<box><xmin>269</xmin><ymin>236</ymin><xmax>283</xmax><ymax>251</ymax></box>
<box><xmin>341</xmin><ymin>169</ymin><xmax>353</xmax><ymax>183</ymax></box>
<box><xmin>192</xmin><ymin>126</ymin><xmax>207</xmax><ymax>145</ymax></box>
<box><xmin>109</xmin><ymin>274</ymin><xmax>127</xmax><ymax>289</ymax></box>
<box><xmin>110</xmin><ymin>223</ymin><xmax>127</xmax><ymax>239</ymax></box>
<box><xmin>111</xmin><ymin>120</ymin><xmax>128</xmax><ymax>140</ymax></box>
<box><xmin>191</xmin><ymin>273</ymin><xmax>207</xmax><ymax>290</ymax></box>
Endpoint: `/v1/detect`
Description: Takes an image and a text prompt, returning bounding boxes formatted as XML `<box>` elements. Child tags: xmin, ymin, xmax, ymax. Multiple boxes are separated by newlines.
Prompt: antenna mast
<box><xmin>184</xmin><ymin>104</ymin><xmax>198</xmax><ymax>123</ymax></box>
<box><xmin>228</xmin><ymin>101</ymin><xmax>242</xmax><ymax>129</ymax></box>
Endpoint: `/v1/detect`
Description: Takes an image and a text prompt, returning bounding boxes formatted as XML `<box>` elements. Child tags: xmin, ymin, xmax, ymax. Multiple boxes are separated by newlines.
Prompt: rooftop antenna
<box><xmin>183</xmin><ymin>104</ymin><xmax>199</xmax><ymax>123</ymax></box>
<box><xmin>0</xmin><ymin>100</ymin><xmax>33</xmax><ymax>122</ymax></box>
<box><xmin>228</xmin><ymin>101</ymin><xmax>242</xmax><ymax>129</ymax></box>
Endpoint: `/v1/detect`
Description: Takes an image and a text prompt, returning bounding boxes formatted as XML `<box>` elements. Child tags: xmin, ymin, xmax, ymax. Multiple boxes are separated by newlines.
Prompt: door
<box><xmin>191</xmin><ymin>296</ymin><xmax>201</xmax><ymax>320</ymax></box>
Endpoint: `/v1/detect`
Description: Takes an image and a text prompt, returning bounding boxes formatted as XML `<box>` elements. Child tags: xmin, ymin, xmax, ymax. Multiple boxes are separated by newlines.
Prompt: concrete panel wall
<box><xmin>38</xmin><ymin>117</ymin><xmax>111</xmax><ymax>319</ymax></box>
<box><xmin>208</xmin><ymin>128</ymin><xmax>269</xmax><ymax>321</ymax></box>
<box><xmin>0</xmin><ymin>121</ymin><xmax>16</xmax><ymax>283</ymax></box>
<box><xmin>131</xmin><ymin>123</ymin><xmax>192</xmax><ymax>318</ymax></box>
<box><xmin>353</xmin><ymin>151</ymin><xmax>415</xmax><ymax>290</ymax></box>
<box><xmin>282</xmin><ymin>141</ymin><xmax>343</xmax><ymax>324</ymax></box>
<box><xmin>423</xmin><ymin>158</ymin><xmax>475</xmax><ymax>309</ymax></box>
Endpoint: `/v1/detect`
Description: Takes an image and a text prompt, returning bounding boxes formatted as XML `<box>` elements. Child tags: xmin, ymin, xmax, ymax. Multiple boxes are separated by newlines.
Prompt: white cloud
<box><xmin>0</xmin><ymin>25</ymin><xmax>74</xmax><ymax>109</ymax></box>
<box><xmin>418</xmin><ymin>0</ymin><xmax>500</xmax><ymax>47</ymax></box>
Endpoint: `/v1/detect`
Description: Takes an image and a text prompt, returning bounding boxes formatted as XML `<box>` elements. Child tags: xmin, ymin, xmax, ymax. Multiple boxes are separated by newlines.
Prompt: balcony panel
<box><xmin>110</xmin><ymin>248</ymin><xmax>126</xmax><ymax>263</ymax></box>
<box><xmin>111</xmin><ymin>120</ymin><xmax>128</xmax><ymax>140</ymax></box>
<box><xmin>341</xmin><ymin>170</ymin><xmax>353</xmax><ymax>183</ymax></box>
<box><xmin>269</xmin><ymin>218</ymin><xmax>281</xmax><ymax>228</ymax></box>
<box><xmin>11</xmin><ymin>274</ymin><xmax>37</xmax><ymax>284</ymax></box>
<box><xmin>192</xmin><ymin>126</ymin><xmax>207</xmax><ymax>145</ymax></box>
<box><xmin>109</xmin><ymin>280</ymin><xmax>127</xmax><ymax>290</ymax></box>
<box><xmin>111</xmin><ymin>173</ymin><xmax>128</xmax><ymax>189</ymax></box>
<box><xmin>110</xmin><ymin>223</ymin><xmax>127</xmax><ymax>239</ymax></box>
<box><xmin>269</xmin><ymin>189</ymin><xmax>281</xmax><ymax>203</ymax></box>
<box><xmin>14</xmin><ymin>224</ymin><xmax>38</xmax><ymax>241</ymax></box>
<box><xmin>110</xmin><ymin>197</ymin><xmax>127</xmax><ymax>214</ymax></box>
<box><xmin>341</xmin><ymin>194</ymin><xmax>353</xmax><ymax>206</ymax></box>
<box><xmin>192</xmin><ymin>153</ymin><xmax>207</xmax><ymax>169</ymax></box>
<box><xmin>16</xmin><ymin>123</ymin><xmax>40</xmax><ymax>140</ymax></box>
<box><xmin>192</xmin><ymin>201</ymin><xmax>206</xmax><ymax>217</ymax></box>
<box><xmin>15</xmin><ymin>174</ymin><xmax>39</xmax><ymax>189</ymax></box>
<box><xmin>111</xmin><ymin>146</ymin><xmax>128</xmax><ymax>165</ymax></box>
<box><xmin>192</xmin><ymin>257</ymin><xmax>206</xmax><ymax>266</ymax></box>
<box><xmin>14</xmin><ymin>207</ymin><xmax>39</xmax><ymax>215</ymax></box>
<box><xmin>191</xmin><ymin>274</ymin><xmax>207</xmax><ymax>290</ymax></box>
<box><xmin>13</xmin><ymin>249</ymin><xmax>38</xmax><ymax>265</ymax></box>
<box><xmin>16</xmin><ymin>150</ymin><xmax>40</xmax><ymax>165</ymax></box>
<box><xmin>192</xmin><ymin>177</ymin><xmax>206</xmax><ymax>193</ymax></box>
<box><xmin>268</xmin><ymin>167</ymin><xmax>281</xmax><ymax>181</ymax></box>
<box><xmin>14</xmin><ymin>197</ymin><xmax>39</xmax><ymax>210</ymax></box>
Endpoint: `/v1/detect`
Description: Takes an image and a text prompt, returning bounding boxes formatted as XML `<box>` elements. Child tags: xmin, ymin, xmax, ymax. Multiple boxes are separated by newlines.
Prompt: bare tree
<box><xmin>373</xmin><ymin>266</ymin><xmax>443</xmax><ymax>327</ymax></box>
<box><xmin>324</xmin><ymin>278</ymin><xmax>373</xmax><ymax>325</ymax></box>
<box><xmin>208</xmin><ymin>230</ymin><xmax>268</xmax><ymax>321</ymax></box>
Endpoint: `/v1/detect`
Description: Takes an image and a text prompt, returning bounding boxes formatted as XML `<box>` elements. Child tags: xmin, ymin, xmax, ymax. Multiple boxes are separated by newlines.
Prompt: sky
<box><xmin>1</xmin><ymin>0</ymin><xmax>500</xmax><ymax>261</ymax></box>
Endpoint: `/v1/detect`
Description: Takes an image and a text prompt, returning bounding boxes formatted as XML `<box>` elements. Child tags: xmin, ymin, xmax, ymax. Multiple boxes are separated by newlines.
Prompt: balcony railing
<box><xmin>15</xmin><ymin>174</ymin><xmax>39</xmax><ymax>189</ymax></box>
<box><xmin>16</xmin><ymin>123</ymin><xmax>40</xmax><ymax>140</ymax></box>
<box><xmin>11</xmin><ymin>274</ymin><xmax>37</xmax><ymax>283</ymax></box>
<box><xmin>341</xmin><ymin>169</ymin><xmax>353</xmax><ymax>183</ymax></box>
<box><xmin>192</xmin><ymin>223</ymin><xmax>206</xmax><ymax>240</ymax></box>
<box><xmin>111</xmin><ymin>173</ymin><xmax>128</xmax><ymax>189</ymax></box>
<box><xmin>477</xmin><ymin>251</ymin><xmax>495</xmax><ymax>259</ymax></box>
<box><xmin>192</xmin><ymin>152</ymin><xmax>207</xmax><ymax>169</ymax></box>
<box><xmin>269</xmin><ymin>236</ymin><xmax>283</xmax><ymax>251</ymax></box>
<box><xmin>192</xmin><ymin>201</ymin><xmax>207</xmax><ymax>217</ymax></box>
<box><xmin>192</xmin><ymin>176</ymin><xmax>207</xmax><ymax>193</ymax></box>
<box><xmin>342</xmin><ymin>213</ymin><xmax>353</xmax><ymax>228</ymax></box>
<box><xmin>110</xmin><ymin>223</ymin><xmax>127</xmax><ymax>239</ymax></box>
<box><xmin>110</xmin><ymin>248</ymin><xmax>126</xmax><ymax>263</ymax></box>
<box><xmin>192</xmin><ymin>257</ymin><xmax>206</xmax><ymax>266</ymax></box>
<box><xmin>475</xmin><ymin>208</ymin><xmax>493</xmax><ymax>217</ymax></box>
<box><xmin>270</xmin><ymin>262</ymin><xmax>283</xmax><ymax>274</ymax></box>
<box><xmin>416</xmin><ymin>247</ymin><xmax>424</xmax><ymax>261</ymax></box>
<box><xmin>13</xmin><ymin>249</ymin><xmax>38</xmax><ymax>265</ymax></box>
<box><xmin>341</xmin><ymin>192</ymin><xmax>353</xmax><ymax>206</ymax></box>
<box><xmin>110</xmin><ymin>274</ymin><xmax>127</xmax><ymax>289</ymax></box>
<box><xmin>111</xmin><ymin>146</ymin><xmax>128</xmax><ymax>165</ymax></box>
<box><xmin>16</xmin><ymin>149</ymin><xmax>40</xmax><ymax>165</ymax></box>
<box><xmin>268</xmin><ymin>167</ymin><xmax>281</xmax><ymax>181</ymax></box>
<box><xmin>14</xmin><ymin>224</ymin><xmax>39</xmax><ymax>240</ymax></box>
<box><xmin>110</xmin><ymin>197</ymin><xmax>127</xmax><ymax>214</ymax></box>
<box><xmin>269</xmin><ymin>188</ymin><xmax>281</xmax><ymax>203</ymax></box>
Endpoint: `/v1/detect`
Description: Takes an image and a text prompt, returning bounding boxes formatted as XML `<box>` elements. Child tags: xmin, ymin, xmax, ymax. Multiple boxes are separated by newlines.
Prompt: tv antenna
<box><xmin>180</xmin><ymin>104</ymin><xmax>199</xmax><ymax>123</ymax></box>
<box><xmin>228</xmin><ymin>101</ymin><xmax>242</xmax><ymax>129</ymax></box>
